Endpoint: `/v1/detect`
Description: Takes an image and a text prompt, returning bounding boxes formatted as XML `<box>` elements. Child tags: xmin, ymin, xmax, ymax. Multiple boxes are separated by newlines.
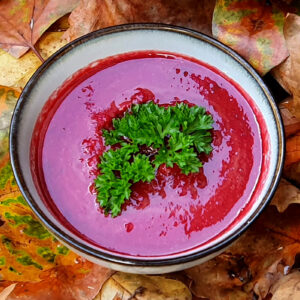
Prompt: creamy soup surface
<box><xmin>31</xmin><ymin>51</ymin><xmax>262</xmax><ymax>256</ymax></box>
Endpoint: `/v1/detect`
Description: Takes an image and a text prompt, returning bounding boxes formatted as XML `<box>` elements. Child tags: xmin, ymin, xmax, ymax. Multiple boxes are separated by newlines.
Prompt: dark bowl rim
<box><xmin>9</xmin><ymin>23</ymin><xmax>285</xmax><ymax>268</ymax></box>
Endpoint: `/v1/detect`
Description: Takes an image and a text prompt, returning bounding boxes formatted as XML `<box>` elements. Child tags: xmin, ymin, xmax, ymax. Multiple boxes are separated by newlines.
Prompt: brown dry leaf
<box><xmin>271</xmin><ymin>0</ymin><xmax>300</xmax><ymax>14</ymax></box>
<box><xmin>49</xmin><ymin>15</ymin><xmax>71</xmax><ymax>32</ymax></box>
<box><xmin>0</xmin><ymin>31</ymin><xmax>68</xmax><ymax>89</ymax></box>
<box><xmin>279</xmin><ymin>98</ymin><xmax>300</xmax><ymax>137</ymax></box>
<box><xmin>284</xmin><ymin>161</ymin><xmax>300</xmax><ymax>187</ymax></box>
<box><xmin>0</xmin><ymin>0</ymin><xmax>79</xmax><ymax>59</ymax></box>
<box><xmin>185</xmin><ymin>205</ymin><xmax>300</xmax><ymax>300</ymax></box>
<box><xmin>271</xmin><ymin>179</ymin><xmax>300</xmax><ymax>212</ymax></box>
<box><xmin>96</xmin><ymin>272</ymin><xmax>192</xmax><ymax>300</ymax></box>
<box><xmin>285</xmin><ymin>131</ymin><xmax>300</xmax><ymax>167</ymax></box>
<box><xmin>184</xmin><ymin>255</ymin><xmax>251</xmax><ymax>300</ymax></box>
<box><xmin>64</xmin><ymin>0</ymin><xmax>216</xmax><ymax>41</ymax></box>
<box><xmin>282</xmin><ymin>97</ymin><xmax>300</xmax><ymax>186</ymax></box>
<box><xmin>273</xmin><ymin>13</ymin><xmax>300</xmax><ymax>118</ymax></box>
<box><xmin>270</xmin><ymin>271</ymin><xmax>300</xmax><ymax>300</ymax></box>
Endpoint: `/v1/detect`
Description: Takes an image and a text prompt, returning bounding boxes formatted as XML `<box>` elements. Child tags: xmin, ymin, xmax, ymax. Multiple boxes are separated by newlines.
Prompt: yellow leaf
<box><xmin>96</xmin><ymin>272</ymin><xmax>192</xmax><ymax>300</ymax></box>
<box><xmin>0</xmin><ymin>32</ymin><xmax>68</xmax><ymax>89</ymax></box>
<box><xmin>270</xmin><ymin>271</ymin><xmax>300</xmax><ymax>300</ymax></box>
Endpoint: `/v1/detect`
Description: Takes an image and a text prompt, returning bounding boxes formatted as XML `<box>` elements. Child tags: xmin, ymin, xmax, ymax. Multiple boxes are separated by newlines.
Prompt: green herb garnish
<box><xmin>95</xmin><ymin>101</ymin><xmax>214</xmax><ymax>217</ymax></box>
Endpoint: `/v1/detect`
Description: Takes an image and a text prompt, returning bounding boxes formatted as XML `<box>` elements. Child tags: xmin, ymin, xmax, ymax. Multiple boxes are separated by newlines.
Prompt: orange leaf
<box><xmin>285</xmin><ymin>131</ymin><xmax>300</xmax><ymax>167</ymax></box>
<box><xmin>0</xmin><ymin>0</ymin><xmax>79</xmax><ymax>59</ymax></box>
<box><xmin>3</xmin><ymin>260</ymin><xmax>112</xmax><ymax>300</ymax></box>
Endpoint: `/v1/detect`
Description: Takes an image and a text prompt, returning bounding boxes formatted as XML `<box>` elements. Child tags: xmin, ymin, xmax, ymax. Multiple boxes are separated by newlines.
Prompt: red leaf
<box><xmin>0</xmin><ymin>0</ymin><xmax>79</xmax><ymax>59</ymax></box>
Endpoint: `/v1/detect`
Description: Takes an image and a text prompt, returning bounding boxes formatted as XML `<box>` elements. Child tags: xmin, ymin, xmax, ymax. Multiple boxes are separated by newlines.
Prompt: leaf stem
<box><xmin>31</xmin><ymin>45</ymin><xmax>44</xmax><ymax>63</ymax></box>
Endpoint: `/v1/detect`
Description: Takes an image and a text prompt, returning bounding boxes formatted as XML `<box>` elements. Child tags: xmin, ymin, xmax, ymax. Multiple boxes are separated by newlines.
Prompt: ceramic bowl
<box><xmin>10</xmin><ymin>24</ymin><xmax>284</xmax><ymax>274</ymax></box>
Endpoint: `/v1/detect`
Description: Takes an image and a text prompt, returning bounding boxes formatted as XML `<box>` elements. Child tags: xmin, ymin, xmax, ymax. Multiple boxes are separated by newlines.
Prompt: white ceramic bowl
<box><xmin>10</xmin><ymin>24</ymin><xmax>284</xmax><ymax>274</ymax></box>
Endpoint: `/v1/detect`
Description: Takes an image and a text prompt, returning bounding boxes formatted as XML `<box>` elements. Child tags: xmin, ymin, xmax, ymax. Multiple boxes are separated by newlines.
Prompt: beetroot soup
<box><xmin>31</xmin><ymin>51</ymin><xmax>262</xmax><ymax>257</ymax></box>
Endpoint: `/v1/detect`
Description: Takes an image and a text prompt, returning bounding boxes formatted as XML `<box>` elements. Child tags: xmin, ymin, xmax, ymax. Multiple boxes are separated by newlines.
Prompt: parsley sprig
<box><xmin>95</xmin><ymin>102</ymin><xmax>214</xmax><ymax>217</ymax></box>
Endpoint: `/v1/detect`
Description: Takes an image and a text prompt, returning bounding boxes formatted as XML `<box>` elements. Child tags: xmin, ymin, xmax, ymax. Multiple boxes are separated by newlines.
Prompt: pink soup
<box><xmin>31</xmin><ymin>51</ymin><xmax>262</xmax><ymax>257</ymax></box>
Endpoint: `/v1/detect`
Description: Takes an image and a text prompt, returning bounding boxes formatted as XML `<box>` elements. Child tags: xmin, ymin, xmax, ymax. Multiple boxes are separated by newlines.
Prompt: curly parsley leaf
<box><xmin>96</xmin><ymin>101</ymin><xmax>214</xmax><ymax>217</ymax></box>
<box><xmin>154</xmin><ymin>132</ymin><xmax>202</xmax><ymax>174</ymax></box>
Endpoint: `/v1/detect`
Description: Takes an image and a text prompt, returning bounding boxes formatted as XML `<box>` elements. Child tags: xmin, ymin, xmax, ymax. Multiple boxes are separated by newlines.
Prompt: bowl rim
<box><xmin>9</xmin><ymin>23</ymin><xmax>285</xmax><ymax>267</ymax></box>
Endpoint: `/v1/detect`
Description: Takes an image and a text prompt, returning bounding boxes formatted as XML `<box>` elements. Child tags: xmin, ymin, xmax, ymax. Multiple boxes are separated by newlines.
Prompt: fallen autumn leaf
<box><xmin>4</xmin><ymin>260</ymin><xmax>112</xmax><ymax>300</ymax></box>
<box><xmin>212</xmin><ymin>0</ymin><xmax>289</xmax><ymax>75</ymax></box>
<box><xmin>64</xmin><ymin>0</ymin><xmax>216</xmax><ymax>41</ymax></box>
<box><xmin>96</xmin><ymin>272</ymin><xmax>192</xmax><ymax>300</ymax></box>
<box><xmin>271</xmin><ymin>178</ymin><xmax>300</xmax><ymax>212</ymax></box>
<box><xmin>1</xmin><ymin>1</ymin><xmax>300</xmax><ymax>299</ymax></box>
<box><xmin>270</xmin><ymin>271</ymin><xmax>300</xmax><ymax>300</ymax></box>
<box><xmin>0</xmin><ymin>32</ymin><xmax>68</xmax><ymax>88</ymax></box>
<box><xmin>279</xmin><ymin>99</ymin><xmax>300</xmax><ymax>137</ymax></box>
<box><xmin>285</xmin><ymin>131</ymin><xmax>300</xmax><ymax>167</ymax></box>
<box><xmin>273</xmin><ymin>13</ymin><xmax>300</xmax><ymax>117</ymax></box>
<box><xmin>186</xmin><ymin>205</ymin><xmax>300</xmax><ymax>299</ymax></box>
<box><xmin>0</xmin><ymin>284</ymin><xmax>16</xmax><ymax>300</ymax></box>
<box><xmin>0</xmin><ymin>0</ymin><xmax>79</xmax><ymax>59</ymax></box>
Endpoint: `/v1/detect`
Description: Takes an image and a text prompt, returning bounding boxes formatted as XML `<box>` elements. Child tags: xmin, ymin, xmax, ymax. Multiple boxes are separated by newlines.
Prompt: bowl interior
<box><xmin>10</xmin><ymin>25</ymin><xmax>283</xmax><ymax>265</ymax></box>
